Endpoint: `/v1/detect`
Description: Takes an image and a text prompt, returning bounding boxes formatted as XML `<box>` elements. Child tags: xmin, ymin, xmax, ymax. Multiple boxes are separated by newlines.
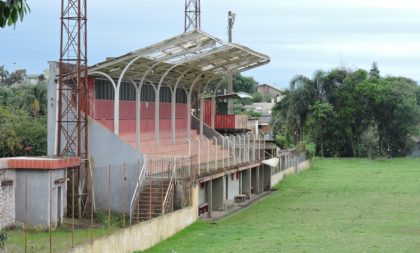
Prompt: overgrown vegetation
<box><xmin>0</xmin><ymin>66</ymin><xmax>47</xmax><ymax>157</ymax></box>
<box><xmin>0</xmin><ymin>230</ymin><xmax>7</xmax><ymax>249</ymax></box>
<box><xmin>272</xmin><ymin>63</ymin><xmax>420</xmax><ymax>157</ymax></box>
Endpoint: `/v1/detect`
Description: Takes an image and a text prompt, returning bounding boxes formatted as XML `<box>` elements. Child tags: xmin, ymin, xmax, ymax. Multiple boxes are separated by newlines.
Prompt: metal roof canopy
<box><xmin>203</xmin><ymin>92</ymin><xmax>253</xmax><ymax>100</ymax></box>
<box><xmin>88</xmin><ymin>29</ymin><xmax>270</xmax><ymax>91</ymax></box>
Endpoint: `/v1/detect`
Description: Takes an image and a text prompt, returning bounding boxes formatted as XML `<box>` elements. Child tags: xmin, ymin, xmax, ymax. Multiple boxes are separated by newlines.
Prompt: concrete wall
<box><xmin>226</xmin><ymin>172</ymin><xmax>239</xmax><ymax>201</ymax></box>
<box><xmin>251</xmin><ymin>167</ymin><xmax>258</xmax><ymax>194</ymax></box>
<box><xmin>0</xmin><ymin>169</ymin><xmax>16</xmax><ymax>229</ymax></box>
<box><xmin>241</xmin><ymin>169</ymin><xmax>251</xmax><ymax>195</ymax></box>
<box><xmin>67</xmin><ymin>185</ymin><xmax>199</xmax><ymax>253</ymax></box>
<box><xmin>15</xmin><ymin>169</ymin><xmax>66</xmax><ymax>230</ymax></box>
<box><xmin>263</xmin><ymin>166</ymin><xmax>271</xmax><ymax>191</ymax></box>
<box><xmin>89</xmin><ymin>119</ymin><xmax>144</xmax><ymax>214</ymax></box>
<box><xmin>198</xmin><ymin>184</ymin><xmax>206</xmax><ymax>205</ymax></box>
<box><xmin>212</xmin><ymin>177</ymin><xmax>224</xmax><ymax>211</ymax></box>
<box><xmin>271</xmin><ymin>160</ymin><xmax>311</xmax><ymax>187</ymax></box>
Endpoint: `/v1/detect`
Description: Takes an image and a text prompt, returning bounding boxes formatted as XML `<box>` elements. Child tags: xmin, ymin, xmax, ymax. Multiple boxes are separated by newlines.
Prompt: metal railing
<box><xmin>162</xmin><ymin>163</ymin><xmax>176</xmax><ymax>215</ymax></box>
<box><xmin>129</xmin><ymin>161</ymin><xmax>146</xmax><ymax>225</ymax></box>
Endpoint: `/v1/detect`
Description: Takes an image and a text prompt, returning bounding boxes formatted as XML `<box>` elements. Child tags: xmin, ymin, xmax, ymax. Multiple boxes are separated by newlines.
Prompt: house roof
<box><xmin>257</xmin><ymin>84</ymin><xmax>283</xmax><ymax>93</ymax></box>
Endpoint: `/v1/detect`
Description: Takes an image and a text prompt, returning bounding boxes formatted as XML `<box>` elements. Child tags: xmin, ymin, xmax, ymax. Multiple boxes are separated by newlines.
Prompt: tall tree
<box><xmin>369</xmin><ymin>62</ymin><xmax>380</xmax><ymax>79</ymax></box>
<box><xmin>0</xmin><ymin>65</ymin><xmax>8</xmax><ymax>83</ymax></box>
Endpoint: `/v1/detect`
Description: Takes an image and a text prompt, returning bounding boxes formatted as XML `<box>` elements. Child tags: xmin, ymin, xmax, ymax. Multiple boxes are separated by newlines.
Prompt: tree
<box><xmin>0</xmin><ymin>105</ymin><xmax>47</xmax><ymax>157</ymax></box>
<box><xmin>305</xmin><ymin>102</ymin><xmax>336</xmax><ymax>157</ymax></box>
<box><xmin>233</xmin><ymin>74</ymin><xmax>258</xmax><ymax>94</ymax></box>
<box><xmin>0</xmin><ymin>0</ymin><xmax>30</xmax><ymax>28</ymax></box>
<box><xmin>251</xmin><ymin>92</ymin><xmax>263</xmax><ymax>102</ymax></box>
<box><xmin>369</xmin><ymin>62</ymin><xmax>380</xmax><ymax>79</ymax></box>
<box><xmin>272</xmin><ymin>66</ymin><xmax>420</xmax><ymax>158</ymax></box>
<box><xmin>4</xmin><ymin>68</ymin><xmax>26</xmax><ymax>86</ymax></box>
<box><xmin>0</xmin><ymin>65</ymin><xmax>9</xmax><ymax>83</ymax></box>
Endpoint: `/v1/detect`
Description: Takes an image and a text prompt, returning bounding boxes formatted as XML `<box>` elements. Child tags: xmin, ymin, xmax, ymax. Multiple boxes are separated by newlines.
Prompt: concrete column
<box><xmin>249</xmin><ymin>169</ymin><xmax>252</xmax><ymax>194</ymax></box>
<box><xmin>186</xmin><ymin>93</ymin><xmax>192</xmax><ymax>141</ymax></box>
<box><xmin>171</xmin><ymin>89</ymin><xmax>177</xmax><ymax>144</ymax></box>
<box><xmin>154</xmin><ymin>87</ymin><xmax>160</xmax><ymax>146</ymax></box>
<box><xmin>261</xmin><ymin>166</ymin><xmax>265</xmax><ymax>192</ymax></box>
<box><xmin>239</xmin><ymin>171</ymin><xmax>242</xmax><ymax>194</ymax></box>
<box><xmin>207</xmin><ymin>181</ymin><xmax>212</xmax><ymax>218</ymax></box>
<box><xmin>256</xmin><ymin>166</ymin><xmax>260</xmax><ymax>194</ymax></box>
<box><xmin>223</xmin><ymin>175</ymin><xmax>226</xmax><ymax>201</ymax></box>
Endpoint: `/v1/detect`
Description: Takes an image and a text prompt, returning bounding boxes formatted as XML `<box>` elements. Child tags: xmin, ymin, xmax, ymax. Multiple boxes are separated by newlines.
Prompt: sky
<box><xmin>1</xmin><ymin>0</ymin><xmax>420</xmax><ymax>88</ymax></box>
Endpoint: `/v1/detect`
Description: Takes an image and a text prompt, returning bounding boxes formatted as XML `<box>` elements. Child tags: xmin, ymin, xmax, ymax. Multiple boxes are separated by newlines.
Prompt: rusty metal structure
<box><xmin>184</xmin><ymin>0</ymin><xmax>201</xmax><ymax>32</ymax></box>
<box><xmin>57</xmin><ymin>0</ymin><xmax>90</xmax><ymax>216</ymax></box>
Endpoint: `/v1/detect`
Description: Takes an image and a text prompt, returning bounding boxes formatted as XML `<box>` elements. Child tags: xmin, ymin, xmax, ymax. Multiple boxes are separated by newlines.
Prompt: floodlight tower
<box><xmin>184</xmin><ymin>0</ymin><xmax>201</xmax><ymax>32</ymax></box>
<box><xmin>57</xmin><ymin>0</ymin><xmax>90</xmax><ymax>216</ymax></box>
<box><xmin>227</xmin><ymin>11</ymin><xmax>236</xmax><ymax>113</ymax></box>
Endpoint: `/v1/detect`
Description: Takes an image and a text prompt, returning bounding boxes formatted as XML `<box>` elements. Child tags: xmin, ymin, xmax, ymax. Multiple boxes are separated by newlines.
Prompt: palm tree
<box><xmin>0</xmin><ymin>65</ymin><xmax>9</xmax><ymax>84</ymax></box>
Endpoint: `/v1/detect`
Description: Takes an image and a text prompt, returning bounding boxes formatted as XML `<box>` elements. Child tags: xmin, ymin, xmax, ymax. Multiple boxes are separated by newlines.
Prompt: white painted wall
<box><xmin>227</xmin><ymin>173</ymin><xmax>240</xmax><ymax>201</ymax></box>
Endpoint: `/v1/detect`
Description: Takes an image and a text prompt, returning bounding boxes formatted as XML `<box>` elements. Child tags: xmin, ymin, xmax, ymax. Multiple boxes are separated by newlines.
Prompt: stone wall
<box><xmin>0</xmin><ymin>169</ymin><xmax>16</xmax><ymax>229</ymax></box>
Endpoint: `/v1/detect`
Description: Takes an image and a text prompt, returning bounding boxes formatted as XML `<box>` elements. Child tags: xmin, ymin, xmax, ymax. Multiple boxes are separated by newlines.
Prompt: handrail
<box><xmin>129</xmin><ymin>160</ymin><xmax>146</xmax><ymax>225</ymax></box>
<box><xmin>162</xmin><ymin>162</ymin><xmax>176</xmax><ymax>215</ymax></box>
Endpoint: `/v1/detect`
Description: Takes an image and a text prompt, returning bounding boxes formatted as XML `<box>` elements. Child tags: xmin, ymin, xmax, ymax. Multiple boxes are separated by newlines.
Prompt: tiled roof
<box><xmin>0</xmin><ymin>157</ymin><xmax>80</xmax><ymax>170</ymax></box>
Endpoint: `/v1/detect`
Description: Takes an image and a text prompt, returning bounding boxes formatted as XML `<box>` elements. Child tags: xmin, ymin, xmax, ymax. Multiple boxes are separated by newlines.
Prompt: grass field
<box><xmin>142</xmin><ymin>158</ymin><xmax>420</xmax><ymax>253</ymax></box>
<box><xmin>5</xmin><ymin>215</ymin><xmax>123</xmax><ymax>253</ymax></box>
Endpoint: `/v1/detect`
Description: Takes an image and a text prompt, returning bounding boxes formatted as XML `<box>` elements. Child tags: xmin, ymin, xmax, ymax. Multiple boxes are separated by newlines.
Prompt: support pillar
<box><xmin>249</xmin><ymin>168</ymin><xmax>252</xmax><ymax>195</ymax></box>
<box><xmin>256</xmin><ymin>166</ymin><xmax>260</xmax><ymax>194</ymax></box>
<box><xmin>207</xmin><ymin>180</ymin><xmax>212</xmax><ymax>218</ymax></box>
<box><xmin>171</xmin><ymin>89</ymin><xmax>177</xmax><ymax>144</ymax></box>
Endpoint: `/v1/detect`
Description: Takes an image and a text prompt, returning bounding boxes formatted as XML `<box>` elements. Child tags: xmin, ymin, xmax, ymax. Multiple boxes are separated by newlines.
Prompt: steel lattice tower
<box><xmin>57</xmin><ymin>0</ymin><xmax>90</xmax><ymax>217</ymax></box>
<box><xmin>184</xmin><ymin>0</ymin><xmax>201</xmax><ymax>32</ymax></box>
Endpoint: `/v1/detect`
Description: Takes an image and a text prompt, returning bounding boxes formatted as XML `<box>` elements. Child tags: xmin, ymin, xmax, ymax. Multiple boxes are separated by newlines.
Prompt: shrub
<box><xmin>0</xmin><ymin>230</ymin><xmax>7</xmax><ymax>249</ymax></box>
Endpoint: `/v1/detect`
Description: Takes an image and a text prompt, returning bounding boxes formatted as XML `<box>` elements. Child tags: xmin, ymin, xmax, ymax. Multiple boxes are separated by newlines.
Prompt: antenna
<box><xmin>184</xmin><ymin>0</ymin><xmax>201</xmax><ymax>32</ymax></box>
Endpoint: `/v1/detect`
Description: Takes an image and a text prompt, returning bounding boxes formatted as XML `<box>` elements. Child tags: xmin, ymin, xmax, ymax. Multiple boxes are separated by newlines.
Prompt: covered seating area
<box><xmin>87</xmin><ymin>29</ymin><xmax>270</xmax><ymax>157</ymax></box>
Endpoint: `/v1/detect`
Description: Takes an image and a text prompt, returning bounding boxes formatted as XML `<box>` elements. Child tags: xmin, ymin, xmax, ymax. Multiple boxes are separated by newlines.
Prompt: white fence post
<box><xmin>196</xmin><ymin>137</ymin><xmax>201</xmax><ymax>175</ymax></box>
<box><xmin>213</xmin><ymin>137</ymin><xmax>218</xmax><ymax>171</ymax></box>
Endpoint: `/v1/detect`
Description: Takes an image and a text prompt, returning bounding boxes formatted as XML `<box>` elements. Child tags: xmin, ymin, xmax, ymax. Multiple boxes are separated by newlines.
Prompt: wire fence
<box><xmin>3</xmin><ymin>158</ymin><xmax>194</xmax><ymax>253</ymax></box>
<box><xmin>2</xmin><ymin>134</ymin><xmax>308</xmax><ymax>252</ymax></box>
<box><xmin>271</xmin><ymin>150</ymin><xmax>307</xmax><ymax>175</ymax></box>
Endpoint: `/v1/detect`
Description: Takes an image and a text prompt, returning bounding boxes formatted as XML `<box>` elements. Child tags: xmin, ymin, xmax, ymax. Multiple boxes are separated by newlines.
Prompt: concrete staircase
<box><xmin>132</xmin><ymin>178</ymin><xmax>174</xmax><ymax>223</ymax></box>
<box><xmin>120</xmin><ymin>129</ymin><xmax>228</xmax><ymax>168</ymax></box>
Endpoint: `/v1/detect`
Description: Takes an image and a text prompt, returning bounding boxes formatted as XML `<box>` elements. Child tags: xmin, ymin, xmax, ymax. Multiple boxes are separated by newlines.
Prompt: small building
<box><xmin>257</xmin><ymin>84</ymin><xmax>284</xmax><ymax>102</ymax></box>
<box><xmin>0</xmin><ymin>157</ymin><xmax>80</xmax><ymax>230</ymax></box>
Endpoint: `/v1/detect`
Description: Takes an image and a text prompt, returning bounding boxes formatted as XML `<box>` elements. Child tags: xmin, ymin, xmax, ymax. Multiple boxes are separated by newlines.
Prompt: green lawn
<box><xmin>142</xmin><ymin>158</ymin><xmax>420</xmax><ymax>253</ymax></box>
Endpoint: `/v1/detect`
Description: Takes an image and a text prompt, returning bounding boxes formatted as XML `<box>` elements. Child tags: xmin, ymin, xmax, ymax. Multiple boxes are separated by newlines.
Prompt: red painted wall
<box><xmin>93</xmin><ymin>99</ymin><xmax>188</xmax><ymax>134</ymax></box>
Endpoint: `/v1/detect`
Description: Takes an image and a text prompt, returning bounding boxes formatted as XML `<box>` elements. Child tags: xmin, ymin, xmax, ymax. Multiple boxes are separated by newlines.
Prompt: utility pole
<box><xmin>227</xmin><ymin>11</ymin><xmax>236</xmax><ymax>113</ymax></box>
<box><xmin>57</xmin><ymin>0</ymin><xmax>90</xmax><ymax>217</ymax></box>
<box><xmin>184</xmin><ymin>0</ymin><xmax>201</xmax><ymax>32</ymax></box>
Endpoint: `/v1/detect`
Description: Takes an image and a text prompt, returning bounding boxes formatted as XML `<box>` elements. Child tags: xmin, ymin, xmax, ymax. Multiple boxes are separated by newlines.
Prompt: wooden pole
<box><xmin>72</xmin><ymin>168</ymin><xmax>75</xmax><ymax>247</ymax></box>
<box><xmin>24</xmin><ymin>175</ymin><xmax>28</xmax><ymax>253</ymax></box>
<box><xmin>108</xmin><ymin>165</ymin><xmax>111</xmax><ymax>234</ymax></box>
<box><xmin>49</xmin><ymin>172</ymin><xmax>52</xmax><ymax>253</ymax></box>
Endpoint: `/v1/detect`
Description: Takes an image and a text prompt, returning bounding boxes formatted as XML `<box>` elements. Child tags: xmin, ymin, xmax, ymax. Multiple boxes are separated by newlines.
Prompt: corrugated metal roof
<box><xmin>88</xmin><ymin>29</ymin><xmax>270</xmax><ymax>90</ymax></box>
